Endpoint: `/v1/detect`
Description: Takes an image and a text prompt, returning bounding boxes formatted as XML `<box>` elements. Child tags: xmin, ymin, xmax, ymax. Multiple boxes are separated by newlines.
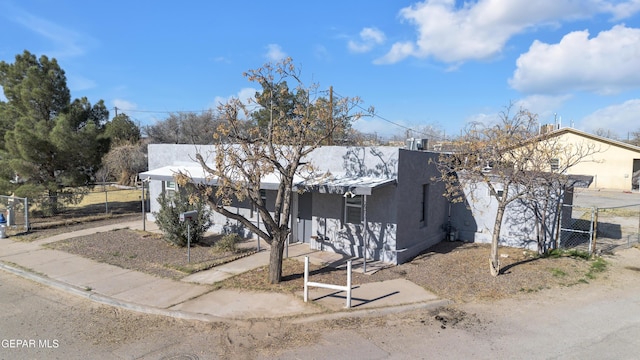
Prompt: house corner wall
<box><xmin>395</xmin><ymin>150</ymin><xmax>448</xmax><ymax>264</ymax></box>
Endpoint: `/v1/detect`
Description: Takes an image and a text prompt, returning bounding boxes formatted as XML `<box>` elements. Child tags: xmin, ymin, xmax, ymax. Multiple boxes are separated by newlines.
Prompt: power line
<box><xmin>112</xmin><ymin>89</ymin><xmax>442</xmax><ymax>139</ymax></box>
<box><xmin>112</xmin><ymin>108</ymin><xmax>214</xmax><ymax>115</ymax></box>
<box><xmin>331</xmin><ymin>90</ymin><xmax>440</xmax><ymax>139</ymax></box>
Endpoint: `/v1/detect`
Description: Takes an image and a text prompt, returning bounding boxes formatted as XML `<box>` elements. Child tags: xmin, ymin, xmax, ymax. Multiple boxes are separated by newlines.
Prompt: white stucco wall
<box><xmin>450</xmin><ymin>182</ymin><xmax>562</xmax><ymax>250</ymax></box>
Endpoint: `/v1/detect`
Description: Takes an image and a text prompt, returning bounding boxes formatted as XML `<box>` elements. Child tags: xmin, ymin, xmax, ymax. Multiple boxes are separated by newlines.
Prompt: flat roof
<box><xmin>141</xmin><ymin>166</ymin><xmax>397</xmax><ymax>195</ymax></box>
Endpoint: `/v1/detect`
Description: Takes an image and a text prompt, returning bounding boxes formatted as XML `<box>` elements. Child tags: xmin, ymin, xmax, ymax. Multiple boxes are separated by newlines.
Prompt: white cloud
<box><xmin>376</xmin><ymin>0</ymin><xmax>604</xmax><ymax>64</ymax></box>
<box><xmin>579</xmin><ymin>99</ymin><xmax>640</xmax><ymax>136</ymax></box>
<box><xmin>265</xmin><ymin>44</ymin><xmax>287</xmax><ymax>62</ymax></box>
<box><xmin>348</xmin><ymin>27</ymin><xmax>386</xmax><ymax>53</ymax></box>
<box><xmin>313</xmin><ymin>45</ymin><xmax>331</xmax><ymax>61</ymax></box>
<box><xmin>211</xmin><ymin>87</ymin><xmax>258</xmax><ymax>110</ymax></box>
<box><xmin>509</xmin><ymin>25</ymin><xmax>640</xmax><ymax>95</ymax></box>
<box><xmin>352</xmin><ymin>117</ymin><xmax>401</xmax><ymax>138</ymax></box>
<box><xmin>9</xmin><ymin>6</ymin><xmax>95</xmax><ymax>59</ymax></box>
<box><xmin>515</xmin><ymin>94</ymin><xmax>573</xmax><ymax>119</ymax></box>
<box><xmin>599</xmin><ymin>0</ymin><xmax>640</xmax><ymax>20</ymax></box>
<box><xmin>463</xmin><ymin>112</ymin><xmax>500</xmax><ymax>128</ymax></box>
<box><xmin>112</xmin><ymin>99</ymin><xmax>137</xmax><ymax>112</ymax></box>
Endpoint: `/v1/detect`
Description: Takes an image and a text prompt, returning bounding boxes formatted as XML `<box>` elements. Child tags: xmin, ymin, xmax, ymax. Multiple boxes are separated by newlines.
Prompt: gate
<box><xmin>0</xmin><ymin>195</ymin><xmax>29</xmax><ymax>231</ymax></box>
<box><xmin>559</xmin><ymin>204</ymin><xmax>595</xmax><ymax>254</ymax></box>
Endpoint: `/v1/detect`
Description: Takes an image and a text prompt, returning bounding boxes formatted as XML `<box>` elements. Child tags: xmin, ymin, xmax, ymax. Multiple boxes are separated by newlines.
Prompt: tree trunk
<box><xmin>268</xmin><ymin>231</ymin><xmax>287</xmax><ymax>284</ymax></box>
<box><xmin>490</xmin><ymin>204</ymin><xmax>506</xmax><ymax>277</ymax></box>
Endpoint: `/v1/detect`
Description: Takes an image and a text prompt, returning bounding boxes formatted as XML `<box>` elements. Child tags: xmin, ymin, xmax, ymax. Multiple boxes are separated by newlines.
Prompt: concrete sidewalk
<box><xmin>0</xmin><ymin>219</ymin><xmax>448</xmax><ymax>322</ymax></box>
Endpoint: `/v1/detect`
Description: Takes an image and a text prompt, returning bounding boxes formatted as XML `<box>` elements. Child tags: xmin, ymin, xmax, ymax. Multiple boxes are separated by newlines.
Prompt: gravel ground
<box><xmin>31</xmin><ymin>217</ymin><xmax>603</xmax><ymax>303</ymax></box>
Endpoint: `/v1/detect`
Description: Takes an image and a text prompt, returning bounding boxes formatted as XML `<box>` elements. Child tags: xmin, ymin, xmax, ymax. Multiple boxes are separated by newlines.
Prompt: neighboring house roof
<box><xmin>545</xmin><ymin>127</ymin><xmax>640</xmax><ymax>154</ymax></box>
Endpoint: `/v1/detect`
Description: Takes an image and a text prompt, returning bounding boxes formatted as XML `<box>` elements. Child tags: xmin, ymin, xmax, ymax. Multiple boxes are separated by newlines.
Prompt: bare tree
<box><xmin>592</xmin><ymin>128</ymin><xmax>619</xmax><ymax>140</ymax></box>
<box><xmin>435</xmin><ymin>104</ymin><xmax>601</xmax><ymax>276</ymax></box>
<box><xmin>176</xmin><ymin>58</ymin><xmax>366</xmax><ymax>284</ymax></box>
<box><xmin>625</xmin><ymin>129</ymin><xmax>640</xmax><ymax>147</ymax></box>
<box><xmin>101</xmin><ymin>142</ymin><xmax>148</xmax><ymax>186</ymax></box>
<box><xmin>144</xmin><ymin>110</ymin><xmax>221</xmax><ymax>144</ymax></box>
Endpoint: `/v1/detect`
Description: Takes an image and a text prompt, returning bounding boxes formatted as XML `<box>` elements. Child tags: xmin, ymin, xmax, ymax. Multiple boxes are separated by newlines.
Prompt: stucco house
<box><xmin>449</xmin><ymin>173</ymin><xmax>592</xmax><ymax>251</ymax></box>
<box><xmin>140</xmin><ymin>143</ymin><xmax>590</xmax><ymax>264</ymax></box>
<box><xmin>542</xmin><ymin>127</ymin><xmax>640</xmax><ymax>191</ymax></box>
<box><xmin>140</xmin><ymin>144</ymin><xmax>450</xmax><ymax>265</ymax></box>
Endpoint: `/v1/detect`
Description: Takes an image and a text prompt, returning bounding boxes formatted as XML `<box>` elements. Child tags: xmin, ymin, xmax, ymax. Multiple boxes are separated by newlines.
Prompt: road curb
<box><xmin>0</xmin><ymin>260</ymin><xmax>235</xmax><ymax>324</ymax></box>
<box><xmin>0</xmin><ymin>259</ymin><xmax>452</xmax><ymax>324</ymax></box>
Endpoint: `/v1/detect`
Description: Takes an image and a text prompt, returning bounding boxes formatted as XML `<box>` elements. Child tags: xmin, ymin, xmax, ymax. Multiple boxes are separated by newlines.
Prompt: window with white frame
<box><xmin>164</xmin><ymin>180</ymin><xmax>177</xmax><ymax>197</ymax></box>
<box><xmin>344</xmin><ymin>195</ymin><xmax>362</xmax><ymax>224</ymax></box>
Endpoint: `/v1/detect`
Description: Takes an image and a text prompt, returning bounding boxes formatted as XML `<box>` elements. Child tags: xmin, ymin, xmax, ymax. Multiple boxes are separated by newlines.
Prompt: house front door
<box><xmin>296</xmin><ymin>192</ymin><xmax>312</xmax><ymax>243</ymax></box>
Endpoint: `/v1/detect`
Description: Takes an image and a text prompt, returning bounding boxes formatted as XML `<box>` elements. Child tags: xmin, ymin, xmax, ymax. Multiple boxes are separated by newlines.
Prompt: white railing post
<box><xmin>303</xmin><ymin>256</ymin><xmax>353</xmax><ymax>308</ymax></box>
<box><xmin>304</xmin><ymin>256</ymin><xmax>310</xmax><ymax>303</ymax></box>
<box><xmin>346</xmin><ymin>259</ymin><xmax>352</xmax><ymax>306</ymax></box>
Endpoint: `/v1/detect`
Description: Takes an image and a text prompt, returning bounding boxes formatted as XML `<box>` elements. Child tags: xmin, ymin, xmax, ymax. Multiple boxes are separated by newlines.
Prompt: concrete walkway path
<box><xmin>0</xmin><ymin>219</ymin><xmax>447</xmax><ymax>322</ymax></box>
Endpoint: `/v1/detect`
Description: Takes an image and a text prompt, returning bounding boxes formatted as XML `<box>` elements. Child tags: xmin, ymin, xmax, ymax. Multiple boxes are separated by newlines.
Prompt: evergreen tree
<box><xmin>0</xmin><ymin>50</ymin><xmax>109</xmax><ymax>213</ymax></box>
<box><xmin>104</xmin><ymin>113</ymin><xmax>141</xmax><ymax>145</ymax></box>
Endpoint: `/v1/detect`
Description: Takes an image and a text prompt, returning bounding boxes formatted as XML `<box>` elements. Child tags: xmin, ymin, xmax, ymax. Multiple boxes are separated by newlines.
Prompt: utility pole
<box><xmin>114</xmin><ymin>106</ymin><xmax>118</xmax><ymax>118</ymax></box>
<box><xmin>329</xmin><ymin>86</ymin><xmax>333</xmax><ymax>145</ymax></box>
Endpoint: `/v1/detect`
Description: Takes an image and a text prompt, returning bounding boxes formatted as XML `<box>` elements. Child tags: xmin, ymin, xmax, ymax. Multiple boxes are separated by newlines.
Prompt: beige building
<box><xmin>545</xmin><ymin>127</ymin><xmax>640</xmax><ymax>191</ymax></box>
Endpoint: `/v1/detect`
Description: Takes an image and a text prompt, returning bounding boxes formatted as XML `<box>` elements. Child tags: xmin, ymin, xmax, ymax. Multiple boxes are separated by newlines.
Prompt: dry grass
<box><xmin>72</xmin><ymin>186</ymin><xmax>142</xmax><ymax>208</ymax></box>
<box><xmin>46</xmin><ymin>228</ymin><xmax>256</xmax><ymax>280</ymax></box>
<box><xmin>25</xmin><ymin>214</ymin><xmax>608</xmax><ymax>303</ymax></box>
<box><xmin>216</xmin><ymin>241</ymin><xmax>603</xmax><ymax>303</ymax></box>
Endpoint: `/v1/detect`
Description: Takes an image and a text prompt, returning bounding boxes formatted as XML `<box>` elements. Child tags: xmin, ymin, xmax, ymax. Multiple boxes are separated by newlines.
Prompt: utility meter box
<box><xmin>179</xmin><ymin>210</ymin><xmax>198</xmax><ymax>223</ymax></box>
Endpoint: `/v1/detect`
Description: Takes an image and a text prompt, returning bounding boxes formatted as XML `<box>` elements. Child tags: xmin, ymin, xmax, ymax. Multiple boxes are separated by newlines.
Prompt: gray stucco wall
<box><xmin>395</xmin><ymin>150</ymin><xmax>448</xmax><ymax>263</ymax></box>
<box><xmin>309</xmin><ymin>183</ymin><xmax>398</xmax><ymax>263</ymax></box>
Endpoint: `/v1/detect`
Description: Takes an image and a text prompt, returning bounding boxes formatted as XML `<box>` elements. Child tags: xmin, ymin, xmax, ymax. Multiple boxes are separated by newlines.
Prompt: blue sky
<box><xmin>1</xmin><ymin>0</ymin><xmax>640</xmax><ymax>140</ymax></box>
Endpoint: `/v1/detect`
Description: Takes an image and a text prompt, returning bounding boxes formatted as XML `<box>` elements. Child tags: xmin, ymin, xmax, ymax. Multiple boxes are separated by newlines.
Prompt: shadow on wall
<box><xmin>342</xmin><ymin>147</ymin><xmax>398</xmax><ymax>178</ymax></box>
<box><xmin>448</xmin><ymin>197</ymin><xmax>478</xmax><ymax>243</ymax></box>
<box><xmin>503</xmin><ymin>199</ymin><xmax>545</xmax><ymax>250</ymax></box>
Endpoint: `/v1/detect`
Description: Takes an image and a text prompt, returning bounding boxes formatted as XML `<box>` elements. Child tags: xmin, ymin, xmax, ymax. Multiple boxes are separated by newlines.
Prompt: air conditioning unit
<box><xmin>405</xmin><ymin>138</ymin><xmax>429</xmax><ymax>151</ymax></box>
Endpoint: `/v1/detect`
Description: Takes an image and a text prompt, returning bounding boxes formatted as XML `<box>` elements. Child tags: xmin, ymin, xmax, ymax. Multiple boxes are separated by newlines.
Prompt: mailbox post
<box><xmin>179</xmin><ymin>210</ymin><xmax>198</xmax><ymax>262</ymax></box>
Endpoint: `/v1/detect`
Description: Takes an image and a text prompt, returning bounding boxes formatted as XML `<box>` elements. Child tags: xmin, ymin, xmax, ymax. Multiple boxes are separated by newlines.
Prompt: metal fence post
<box><xmin>591</xmin><ymin>208</ymin><xmax>598</xmax><ymax>255</ymax></box>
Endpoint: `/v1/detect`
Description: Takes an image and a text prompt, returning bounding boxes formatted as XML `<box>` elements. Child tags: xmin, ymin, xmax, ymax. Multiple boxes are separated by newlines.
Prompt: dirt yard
<box><xmin>8</xmin><ymin>214</ymin><xmax>634</xmax><ymax>359</ymax></box>
<box><xmin>32</xmin><ymin>216</ymin><xmax>605</xmax><ymax>303</ymax></box>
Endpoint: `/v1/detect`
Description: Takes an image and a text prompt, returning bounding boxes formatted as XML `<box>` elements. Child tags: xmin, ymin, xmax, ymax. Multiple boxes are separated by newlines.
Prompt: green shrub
<box><xmin>153</xmin><ymin>188</ymin><xmax>213</xmax><ymax>247</ymax></box>
<box><xmin>214</xmin><ymin>233</ymin><xmax>241</xmax><ymax>253</ymax></box>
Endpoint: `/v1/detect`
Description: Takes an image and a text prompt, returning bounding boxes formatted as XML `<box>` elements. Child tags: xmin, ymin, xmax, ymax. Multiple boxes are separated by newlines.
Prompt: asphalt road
<box><xmin>2</xmin><ymin>247</ymin><xmax>640</xmax><ymax>360</ymax></box>
<box><xmin>573</xmin><ymin>188</ymin><xmax>640</xmax><ymax>208</ymax></box>
<box><xmin>0</xmin><ymin>271</ymin><xmax>228</xmax><ymax>359</ymax></box>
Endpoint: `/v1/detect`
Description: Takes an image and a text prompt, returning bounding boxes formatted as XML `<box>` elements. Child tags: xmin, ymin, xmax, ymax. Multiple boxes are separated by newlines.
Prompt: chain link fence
<box><xmin>559</xmin><ymin>204</ymin><xmax>595</xmax><ymax>254</ymax></box>
<box><xmin>559</xmin><ymin>203</ymin><xmax>640</xmax><ymax>255</ymax></box>
<box><xmin>0</xmin><ymin>195</ymin><xmax>30</xmax><ymax>230</ymax></box>
<box><xmin>28</xmin><ymin>185</ymin><xmax>147</xmax><ymax>227</ymax></box>
<box><xmin>594</xmin><ymin>204</ymin><xmax>640</xmax><ymax>254</ymax></box>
